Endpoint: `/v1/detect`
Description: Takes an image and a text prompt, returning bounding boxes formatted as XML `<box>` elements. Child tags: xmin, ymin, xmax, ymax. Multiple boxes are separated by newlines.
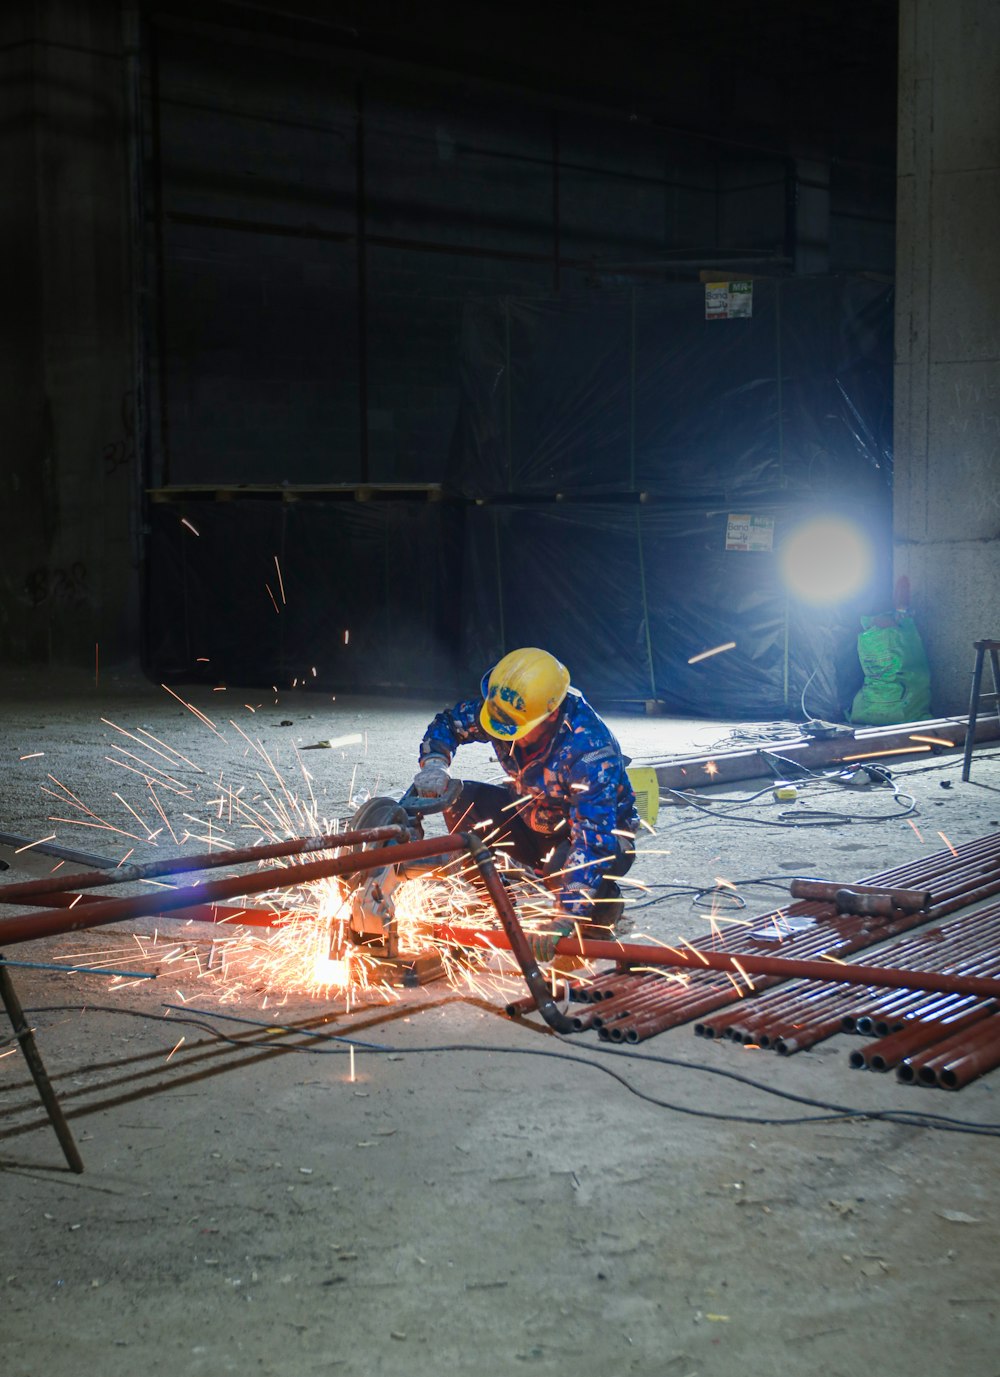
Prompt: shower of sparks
<box><xmin>165</xmin><ymin>1035</ymin><xmax>186</xmax><ymax>1062</ymax></box>
<box><xmin>938</xmin><ymin>831</ymin><xmax>959</xmax><ymax>857</ymax></box>
<box><xmin>180</xmin><ymin>518</ymin><xmax>200</xmax><ymax>536</ymax></box>
<box><xmin>687</xmin><ymin>641</ymin><xmax>736</xmax><ymax>665</ymax></box>
<box><xmin>274</xmin><ymin>555</ymin><xmax>286</xmax><ymax>605</ymax></box>
<box><xmin>704</xmin><ymin>760</ymin><xmax>719</xmax><ymax>777</ymax></box>
<box><xmin>909</xmin><ymin>734</ymin><xmax>955</xmax><ymax>747</ymax></box>
<box><xmin>16</xmin><ymin>688</ymin><xmax>680</xmax><ymax>1012</ymax></box>
<box><xmin>907</xmin><ymin>819</ymin><xmax>924</xmax><ymax>842</ymax></box>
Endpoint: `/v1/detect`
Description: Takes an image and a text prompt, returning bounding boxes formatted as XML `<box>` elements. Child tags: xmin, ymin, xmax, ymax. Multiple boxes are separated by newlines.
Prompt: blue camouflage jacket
<box><xmin>419</xmin><ymin>689</ymin><xmax>638</xmax><ymax>909</ymax></box>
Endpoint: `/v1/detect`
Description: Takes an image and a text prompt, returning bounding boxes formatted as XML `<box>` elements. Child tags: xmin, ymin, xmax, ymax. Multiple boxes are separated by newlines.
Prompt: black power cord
<box><xmin>18</xmin><ymin>1002</ymin><xmax>1000</xmax><ymax>1139</ymax></box>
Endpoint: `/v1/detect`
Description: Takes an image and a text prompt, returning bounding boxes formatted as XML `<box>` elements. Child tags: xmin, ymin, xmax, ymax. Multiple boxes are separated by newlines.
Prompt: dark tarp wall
<box><xmin>459</xmin><ymin>502</ymin><xmax>887</xmax><ymax>720</ymax></box>
<box><xmin>143</xmin><ymin>277</ymin><xmax>893</xmax><ymax>719</ymax></box>
<box><xmin>144</xmin><ymin>499</ymin><xmax>464</xmax><ymax>691</ymax></box>
<box><xmin>448</xmin><ymin>277</ymin><xmax>893</xmax><ymax>502</ymax></box>
<box><xmin>448</xmin><ymin>276</ymin><xmax>893</xmax><ymax>719</ymax></box>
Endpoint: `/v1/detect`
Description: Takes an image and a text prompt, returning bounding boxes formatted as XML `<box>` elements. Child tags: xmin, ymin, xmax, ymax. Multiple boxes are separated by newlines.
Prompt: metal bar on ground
<box><xmin>648</xmin><ymin>715</ymin><xmax>999</xmax><ymax>791</ymax></box>
<box><xmin>0</xmin><ymin>956</ymin><xmax>84</xmax><ymax>1173</ymax></box>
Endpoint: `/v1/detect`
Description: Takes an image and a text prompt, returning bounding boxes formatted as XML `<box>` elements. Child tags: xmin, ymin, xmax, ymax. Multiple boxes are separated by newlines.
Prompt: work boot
<box><xmin>589</xmin><ymin>879</ymin><xmax>625</xmax><ymax>930</ymax></box>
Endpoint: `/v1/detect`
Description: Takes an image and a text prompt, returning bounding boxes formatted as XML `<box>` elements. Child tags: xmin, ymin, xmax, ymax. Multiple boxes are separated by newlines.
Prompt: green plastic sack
<box><xmin>849</xmin><ymin>613</ymin><xmax>931</xmax><ymax>725</ymax></box>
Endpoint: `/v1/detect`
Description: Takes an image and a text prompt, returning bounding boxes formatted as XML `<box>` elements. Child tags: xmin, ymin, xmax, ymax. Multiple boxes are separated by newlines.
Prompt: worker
<box><xmin>412</xmin><ymin>647</ymin><xmax>639</xmax><ymax>949</ymax></box>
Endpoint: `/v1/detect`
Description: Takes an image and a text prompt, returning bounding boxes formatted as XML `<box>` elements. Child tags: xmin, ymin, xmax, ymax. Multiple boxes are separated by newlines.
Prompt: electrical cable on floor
<box><xmin>626</xmin><ymin>874</ymin><xmax>799</xmax><ymax>912</ymax></box>
<box><xmin>659</xmin><ymin>775</ymin><xmax>918</xmax><ymax>828</ymax></box>
<box><xmin>17</xmin><ymin>1001</ymin><xmax>1000</xmax><ymax>1139</ymax></box>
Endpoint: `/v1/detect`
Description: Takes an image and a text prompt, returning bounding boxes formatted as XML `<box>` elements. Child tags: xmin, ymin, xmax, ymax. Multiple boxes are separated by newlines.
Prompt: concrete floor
<box><xmin>2</xmin><ymin>669</ymin><xmax>1000</xmax><ymax>1377</ymax></box>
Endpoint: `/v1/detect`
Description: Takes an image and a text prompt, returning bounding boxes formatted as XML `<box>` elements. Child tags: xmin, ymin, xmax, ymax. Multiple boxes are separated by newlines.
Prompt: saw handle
<box><xmin>398</xmin><ymin>777</ymin><xmax>464</xmax><ymax>817</ymax></box>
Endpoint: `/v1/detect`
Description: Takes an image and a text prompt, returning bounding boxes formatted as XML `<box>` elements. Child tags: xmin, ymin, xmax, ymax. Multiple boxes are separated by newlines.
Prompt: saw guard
<box><xmin>343</xmin><ymin>796</ymin><xmax>415</xmax><ymax>954</ymax></box>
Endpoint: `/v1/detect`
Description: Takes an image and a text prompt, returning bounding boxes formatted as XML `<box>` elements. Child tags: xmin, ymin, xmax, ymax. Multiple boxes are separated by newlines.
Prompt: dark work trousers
<box><xmin>443</xmin><ymin>780</ymin><xmax>635</xmax><ymax>893</ymax></box>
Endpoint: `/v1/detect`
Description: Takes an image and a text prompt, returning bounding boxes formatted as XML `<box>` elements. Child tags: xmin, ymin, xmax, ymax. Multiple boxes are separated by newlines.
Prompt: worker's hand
<box><xmin>413</xmin><ymin>755</ymin><xmax>451</xmax><ymax>799</ymax></box>
<box><xmin>528</xmin><ymin>920</ymin><xmax>573</xmax><ymax>963</ymax></box>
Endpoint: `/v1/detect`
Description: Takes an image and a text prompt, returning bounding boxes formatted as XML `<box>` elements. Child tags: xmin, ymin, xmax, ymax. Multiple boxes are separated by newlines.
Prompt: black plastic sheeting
<box><xmin>449</xmin><ymin>277</ymin><xmax>892</xmax><ymax>502</ymax></box>
<box><xmin>144</xmin><ymin>277</ymin><xmax>893</xmax><ymax>721</ymax></box>
<box><xmin>459</xmin><ymin>501</ymin><xmax>887</xmax><ymax>720</ymax></box>
<box><xmin>144</xmin><ymin>500</ymin><xmax>463</xmax><ymax>692</ymax></box>
<box><xmin>448</xmin><ymin>276</ymin><xmax>893</xmax><ymax>718</ymax></box>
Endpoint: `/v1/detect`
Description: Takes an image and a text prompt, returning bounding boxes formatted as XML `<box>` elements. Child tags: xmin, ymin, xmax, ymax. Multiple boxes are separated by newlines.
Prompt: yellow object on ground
<box><xmin>626</xmin><ymin>766</ymin><xmax>660</xmax><ymax>827</ymax></box>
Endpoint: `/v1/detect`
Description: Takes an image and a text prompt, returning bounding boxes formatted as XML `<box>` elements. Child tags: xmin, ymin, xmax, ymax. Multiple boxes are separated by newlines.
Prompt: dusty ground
<box><xmin>2</xmin><ymin>668</ymin><xmax>1000</xmax><ymax>1377</ymax></box>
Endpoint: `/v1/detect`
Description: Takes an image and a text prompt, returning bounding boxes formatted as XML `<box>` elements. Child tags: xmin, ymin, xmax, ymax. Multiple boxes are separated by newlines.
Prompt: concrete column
<box><xmin>0</xmin><ymin>0</ymin><xmax>138</xmax><ymax>669</ymax></box>
<box><xmin>895</xmin><ymin>0</ymin><xmax>1000</xmax><ymax>712</ymax></box>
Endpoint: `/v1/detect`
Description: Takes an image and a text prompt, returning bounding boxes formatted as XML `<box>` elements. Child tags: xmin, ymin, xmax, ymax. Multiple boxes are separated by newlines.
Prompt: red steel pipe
<box><xmin>863</xmin><ymin>947</ymin><xmax>1000</xmax><ymax>1033</ymax></box>
<box><xmin>931</xmin><ymin>1025</ymin><xmax>1000</xmax><ymax>1090</ymax></box>
<box><xmin>0</xmin><ymin>826</ymin><xmax>408</xmax><ymax>903</ymax></box>
<box><xmin>0</xmin><ymin>835</ymin><xmax>471</xmax><ymax>946</ymax></box>
<box><xmin>714</xmin><ymin>981</ymin><xmax>856</xmax><ymax>1043</ymax></box>
<box><xmin>851</xmin><ymin>1002</ymin><xmax>994</xmax><ymax>1072</ymax></box>
<box><xmin>900</xmin><ymin>1013</ymin><xmax>1000</xmax><ymax>1088</ymax></box>
<box><xmin>788</xmin><ymin>879</ymin><xmax>931</xmax><ymax>913</ymax></box>
<box><xmin>774</xmin><ymin>1010</ymin><xmax>864</xmax><ymax>1056</ymax></box>
<box><xmin>459</xmin><ymin>833</ymin><xmax>576</xmax><ymax>1034</ymax></box>
<box><xmin>753</xmin><ymin>990</ymin><xmax>866</xmax><ymax>1048</ymax></box>
<box><xmin>0</xmin><ymin>887</ymin><xmax>285</xmax><ymax>928</ymax></box>
<box><xmin>600</xmin><ymin>984</ymin><xmax>743</xmax><ymax>1043</ymax></box>
<box><xmin>717</xmin><ymin>935</ymin><xmax>1000</xmax><ymax>1050</ymax></box>
<box><xmin>598</xmin><ymin>835</ymin><xmax>1000</xmax><ymax>1045</ymax></box>
<box><xmin>439</xmin><ymin>927</ymin><xmax>1000</xmax><ymax>1002</ymax></box>
<box><xmin>866</xmin><ymin>991</ymin><xmax>972</xmax><ymax>1038</ymax></box>
<box><xmin>590</xmin><ymin>971</ymin><xmax>690</xmax><ymax>1013</ymax></box>
<box><xmin>614</xmin><ymin>903</ymin><xmax>1000</xmax><ymax>1041</ymax></box>
<box><xmin>578</xmin><ymin>975</ymin><xmax>655</xmax><ymax>1026</ymax></box>
<box><xmin>899</xmin><ymin>1015</ymin><xmax>1000</xmax><ymax>1082</ymax></box>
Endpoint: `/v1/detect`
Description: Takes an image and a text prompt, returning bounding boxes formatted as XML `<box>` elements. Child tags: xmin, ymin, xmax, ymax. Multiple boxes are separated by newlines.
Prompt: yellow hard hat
<box><xmin>479</xmin><ymin>648</ymin><xmax>571</xmax><ymax>741</ymax></box>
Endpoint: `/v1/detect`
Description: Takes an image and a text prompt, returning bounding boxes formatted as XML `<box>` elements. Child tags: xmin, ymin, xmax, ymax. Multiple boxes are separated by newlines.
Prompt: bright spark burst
<box><xmin>20</xmin><ymin>691</ymin><xmax>604</xmax><ymax>1011</ymax></box>
<box><xmin>17</xmin><ymin>688</ymin><xmax>685</xmax><ymax>1014</ymax></box>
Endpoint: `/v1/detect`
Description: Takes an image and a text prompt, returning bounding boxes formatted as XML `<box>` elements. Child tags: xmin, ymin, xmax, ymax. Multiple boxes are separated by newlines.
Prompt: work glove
<box><xmin>413</xmin><ymin>755</ymin><xmax>451</xmax><ymax>799</ymax></box>
<box><xmin>528</xmin><ymin>919</ymin><xmax>574</xmax><ymax>963</ymax></box>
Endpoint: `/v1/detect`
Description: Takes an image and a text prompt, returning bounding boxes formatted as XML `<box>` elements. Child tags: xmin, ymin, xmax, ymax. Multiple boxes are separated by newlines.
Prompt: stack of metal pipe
<box><xmin>694</xmin><ymin>901</ymin><xmax>1000</xmax><ymax>1088</ymax></box>
<box><xmin>547</xmin><ymin>830</ymin><xmax>1000</xmax><ymax>1086</ymax></box>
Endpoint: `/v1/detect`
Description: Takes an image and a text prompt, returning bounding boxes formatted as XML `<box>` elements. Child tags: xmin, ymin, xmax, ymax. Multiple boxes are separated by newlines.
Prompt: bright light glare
<box><xmin>779</xmin><ymin>518</ymin><xmax>874</xmax><ymax>605</ymax></box>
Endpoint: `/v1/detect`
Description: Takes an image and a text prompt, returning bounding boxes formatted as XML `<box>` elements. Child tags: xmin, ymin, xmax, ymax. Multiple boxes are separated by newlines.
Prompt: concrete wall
<box><xmin>0</xmin><ymin>0</ymin><xmax>138</xmax><ymax>667</ymax></box>
<box><xmin>895</xmin><ymin>0</ymin><xmax>1000</xmax><ymax>713</ymax></box>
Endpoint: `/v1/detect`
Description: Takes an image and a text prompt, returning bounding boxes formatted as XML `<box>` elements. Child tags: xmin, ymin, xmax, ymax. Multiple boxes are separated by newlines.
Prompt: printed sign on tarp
<box><xmin>725</xmin><ymin>512</ymin><xmax>774</xmax><ymax>551</ymax></box>
<box><xmin>706</xmin><ymin>280</ymin><xmax>754</xmax><ymax>319</ymax></box>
